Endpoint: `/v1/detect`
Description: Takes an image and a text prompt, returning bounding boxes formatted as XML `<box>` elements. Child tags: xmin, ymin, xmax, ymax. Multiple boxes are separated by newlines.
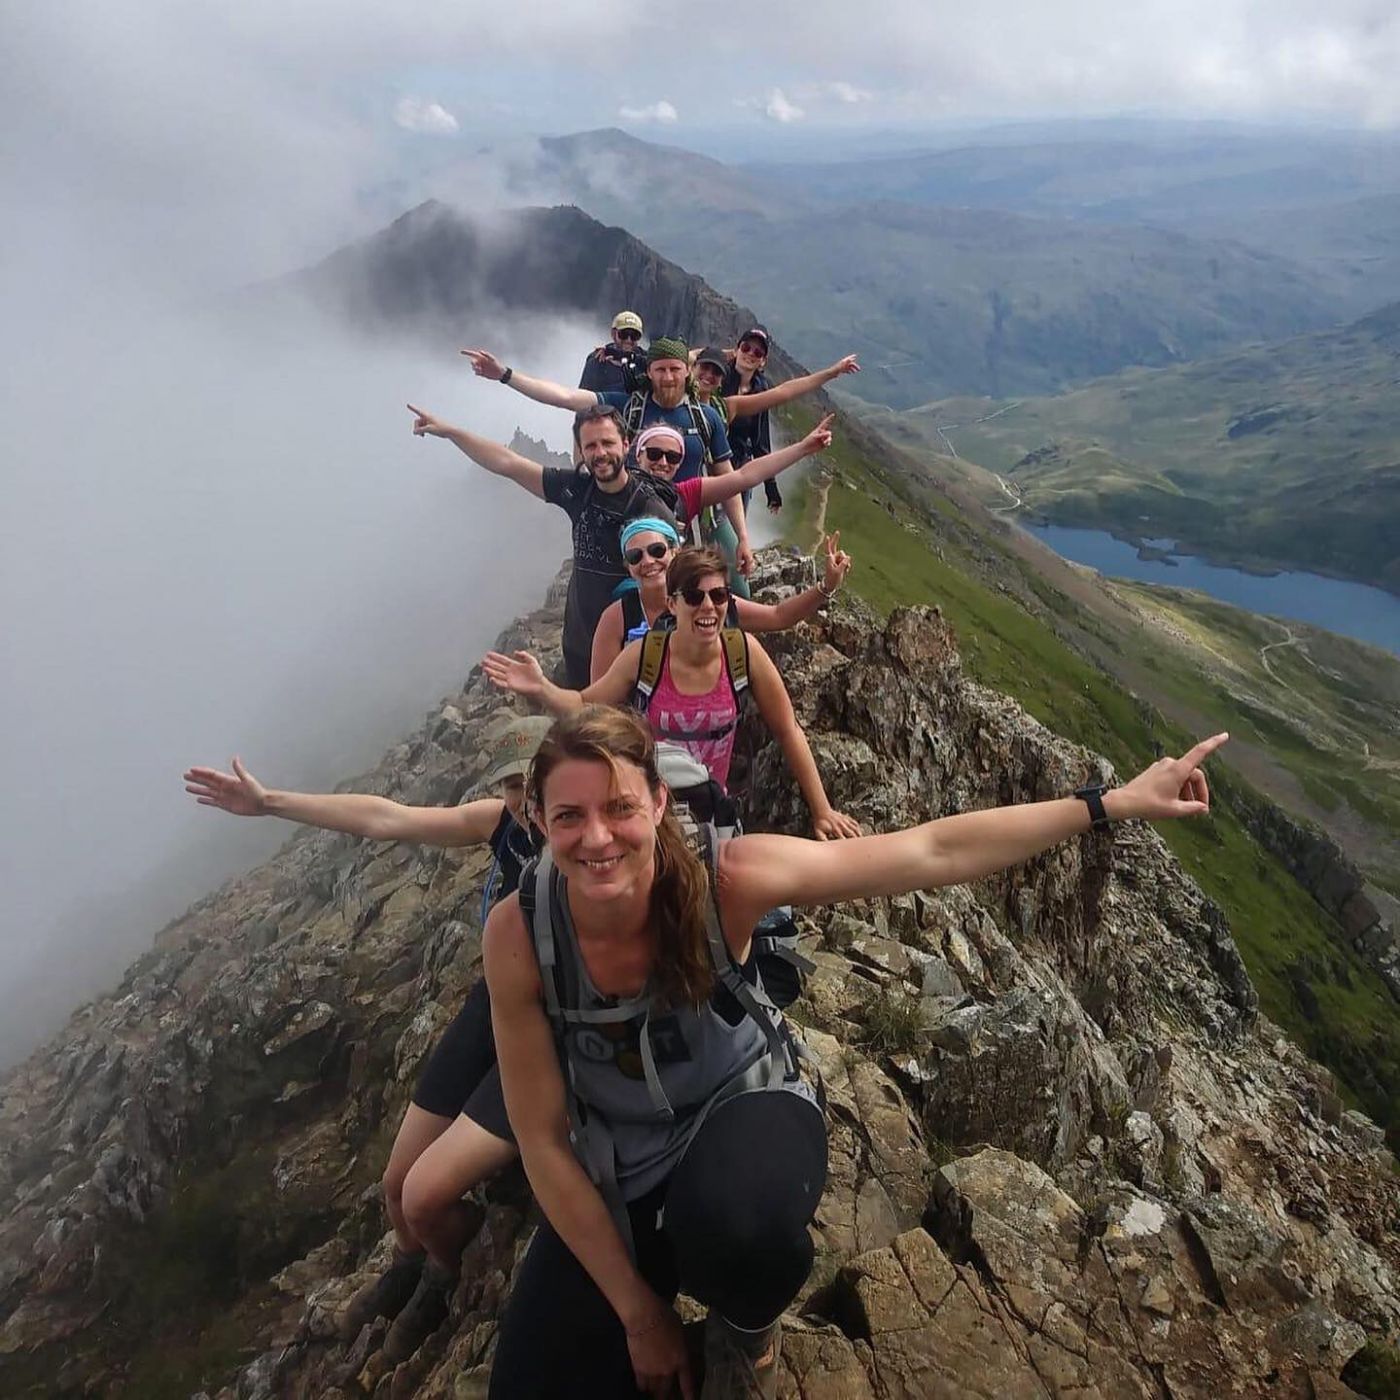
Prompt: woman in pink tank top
<box><xmin>483</xmin><ymin>548</ymin><xmax>861</xmax><ymax>840</ymax></box>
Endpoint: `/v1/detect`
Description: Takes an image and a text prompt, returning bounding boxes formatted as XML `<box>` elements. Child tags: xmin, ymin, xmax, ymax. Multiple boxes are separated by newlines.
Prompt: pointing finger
<box><xmin>1180</xmin><ymin>733</ymin><xmax>1229</xmax><ymax>770</ymax></box>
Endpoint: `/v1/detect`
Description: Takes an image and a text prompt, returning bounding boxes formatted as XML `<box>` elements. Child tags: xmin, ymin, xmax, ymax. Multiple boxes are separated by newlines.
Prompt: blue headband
<box><xmin>619</xmin><ymin>516</ymin><xmax>681</xmax><ymax>551</ymax></box>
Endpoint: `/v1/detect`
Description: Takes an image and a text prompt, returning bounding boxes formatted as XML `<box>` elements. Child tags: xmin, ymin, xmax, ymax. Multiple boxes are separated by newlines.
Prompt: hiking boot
<box><xmin>382</xmin><ymin>1259</ymin><xmax>457</xmax><ymax>1362</ymax></box>
<box><xmin>339</xmin><ymin>1248</ymin><xmax>424</xmax><ymax>1341</ymax></box>
<box><xmin>701</xmin><ymin>1311</ymin><xmax>782</xmax><ymax>1399</ymax></box>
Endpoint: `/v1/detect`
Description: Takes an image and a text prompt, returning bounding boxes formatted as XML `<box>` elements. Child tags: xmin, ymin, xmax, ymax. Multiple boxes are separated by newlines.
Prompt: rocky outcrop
<box><xmin>291</xmin><ymin>200</ymin><xmax>807</xmax><ymax>380</ymax></box>
<box><xmin>1233</xmin><ymin>786</ymin><xmax>1400</xmax><ymax>1003</ymax></box>
<box><xmin>2</xmin><ymin>557</ymin><xmax>1399</xmax><ymax>1398</ymax></box>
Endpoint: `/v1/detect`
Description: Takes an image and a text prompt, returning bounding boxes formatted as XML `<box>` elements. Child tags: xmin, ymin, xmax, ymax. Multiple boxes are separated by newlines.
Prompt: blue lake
<box><xmin>1022</xmin><ymin>524</ymin><xmax>1400</xmax><ymax>658</ymax></box>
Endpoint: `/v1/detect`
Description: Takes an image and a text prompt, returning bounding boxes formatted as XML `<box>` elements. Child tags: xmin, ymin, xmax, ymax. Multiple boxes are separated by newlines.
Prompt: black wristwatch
<box><xmin>1075</xmin><ymin>784</ymin><xmax>1111</xmax><ymax>829</ymax></box>
<box><xmin>500</xmin><ymin>366</ymin><xmax>513</xmax><ymax>386</ymax></box>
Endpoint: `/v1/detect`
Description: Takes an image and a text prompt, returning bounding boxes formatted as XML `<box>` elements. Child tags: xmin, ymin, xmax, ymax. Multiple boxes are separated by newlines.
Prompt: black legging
<box><xmin>488</xmin><ymin>1091</ymin><xmax>826</xmax><ymax>1400</ymax></box>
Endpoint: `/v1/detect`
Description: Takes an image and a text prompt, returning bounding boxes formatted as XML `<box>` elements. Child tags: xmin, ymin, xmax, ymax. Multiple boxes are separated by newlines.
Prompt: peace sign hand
<box><xmin>821</xmin><ymin>530</ymin><xmax>851</xmax><ymax>593</ymax></box>
<box><xmin>1113</xmin><ymin>734</ymin><xmax>1229</xmax><ymax>822</ymax></box>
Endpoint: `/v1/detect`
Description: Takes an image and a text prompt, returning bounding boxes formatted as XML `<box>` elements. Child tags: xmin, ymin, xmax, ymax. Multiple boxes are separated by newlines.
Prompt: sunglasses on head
<box><xmin>642</xmin><ymin>445</ymin><xmax>685</xmax><ymax>466</ymax></box>
<box><xmin>625</xmin><ymin>541</ymin><xmax>672</xmax><ymax>566</ymax></box>
<box><xmin>678</xmin><ymin>585</ymin><xmax>730</xmax><ymax>608</ymax></box>
<box><xmin>615</xmin><ymin>328</ymin><xmax>642</xmax><ymax>342</ymax></box>
<box><xmin>739</xmin><ymin>340</ymin><xmax>768</xmax><ymax>357</ymax></box>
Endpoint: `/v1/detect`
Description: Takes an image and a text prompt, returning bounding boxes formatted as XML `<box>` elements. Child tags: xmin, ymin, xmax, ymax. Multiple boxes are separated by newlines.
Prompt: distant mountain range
<box><xmin>894</xmin><ymin>300</ymin><xmax>1400</xmax><ymax>593</ymax></box>
<box><xmin>396</xmin><ymin>126</ymin><xmax>1384</xmax><ymax>409</ymax></box>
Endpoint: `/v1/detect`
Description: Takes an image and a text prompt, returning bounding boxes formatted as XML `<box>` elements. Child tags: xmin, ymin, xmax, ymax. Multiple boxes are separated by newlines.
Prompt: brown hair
<box><xmin>528</xmin><ymin>707</ymin><xmax>714</xmax><ymax>1008</ymax></box>
<box><xmin>666</xmin><ymin>545</ymin><xmax>729</xmax><ymax>599</ymax></box>
<box><xmin>572</xmin><ymin>403</ymin><xmax>629</xmax><ymax>447</ymax></box>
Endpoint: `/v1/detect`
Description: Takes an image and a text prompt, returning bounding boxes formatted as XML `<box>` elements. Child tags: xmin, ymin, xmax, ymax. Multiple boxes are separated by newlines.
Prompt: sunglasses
<box><xmin>738</xmin><ymin>340</ymin><xmax>768</xmax><ymax>357</ymax></box>
<box><xmin>615</xmin><ymin>328</ymin><xmax>642</xmax><ymax>342</ymax></box>
<box><xmin>642</xmin><ymin>446</ymin><xmax>685</xmax><ymax>466</ymax></box>
<box><xmin>678</xmin><ymin>585</ymin><xmax>730</xmax><ymax>608</ymax></box>
<box><xmin>625</xmin><ymin>542</ymin><xmax>672</xmax><ymax>566</ymax></box>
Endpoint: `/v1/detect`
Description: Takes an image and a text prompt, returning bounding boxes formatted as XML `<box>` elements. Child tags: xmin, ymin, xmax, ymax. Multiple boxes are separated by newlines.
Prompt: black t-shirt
<box><xmin>487</xmin><ymin>808</ymin><xmax>541</xmax><ymax>909</ymax></box>
<box><xmin>542</xmin><ymin>466</ymin><xmax>678</xmax><ymax>687</ymax></box>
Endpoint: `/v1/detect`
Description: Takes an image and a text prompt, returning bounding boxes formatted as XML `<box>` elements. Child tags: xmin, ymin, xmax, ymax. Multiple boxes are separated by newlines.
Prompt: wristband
<box><xmin>818</xmin><ymin>581</ymin><xmax>838</xmax><ymax>600</ymax></box>
<box><xmin>1074</xmin><ymin>784</ymin><xmax>1111</xmax><ymax>829</ymax></box>
<box><xmin>500</xmin><ymin>366</ymin><xmax>513</xmax><ymax>386</ymax></box>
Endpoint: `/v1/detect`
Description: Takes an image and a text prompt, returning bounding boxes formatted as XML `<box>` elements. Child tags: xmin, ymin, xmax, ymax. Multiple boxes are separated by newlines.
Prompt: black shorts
<box><xmin>411</xmin><ymin>978</ymin><xmax>513</xmax><ymax>1142</ymax></box>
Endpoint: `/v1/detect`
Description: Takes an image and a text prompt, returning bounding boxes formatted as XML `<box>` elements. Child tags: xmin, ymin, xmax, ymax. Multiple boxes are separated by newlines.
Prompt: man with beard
<box><xmin>406</xmin><ymin>401</ymin><xmax>677</xmax><ymax>688</ymax></box>
<box><xmin>461</xmin><ymin>339</ymin><xmax>754</xmax><ymax>589</ymax></box>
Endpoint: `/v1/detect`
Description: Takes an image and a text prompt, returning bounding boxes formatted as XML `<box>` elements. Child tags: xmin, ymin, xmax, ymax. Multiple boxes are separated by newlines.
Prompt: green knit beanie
<box><xmin>647</xmin><ymin>336</ymin><xmax>690</xmax><ymax>366</ymax></box>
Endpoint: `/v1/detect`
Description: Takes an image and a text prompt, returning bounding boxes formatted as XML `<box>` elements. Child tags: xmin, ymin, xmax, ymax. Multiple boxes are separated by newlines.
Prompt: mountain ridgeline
<box><xmin>3</xmin><ymin>200</ymin><xmax>1400</xmax><ymax>1398</ymax></box>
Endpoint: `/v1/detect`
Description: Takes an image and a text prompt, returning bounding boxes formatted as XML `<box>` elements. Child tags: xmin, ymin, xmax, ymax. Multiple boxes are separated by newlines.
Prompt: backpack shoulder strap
<box><xmin>621</xmin><ymin>590</ymin><xmax>648</xmax><ymax>638</ymax></box>
<box><xmin>633</xmin><ymin>628</ymin><xmax>670</xmax><ymax>712</ymax></box>
<box><xmin>624</xmin><ymin>390</ymin><xmax>647</xmax><ymax>437</ymax></box>
<box><xmin>720</xmin><ymin>627</ymin><xmax>750</xmax><ymax>704</ymax></box>
<box><xmin>686</xmin><ymin>396</ymin><xmax>715</xmax><ymax>469</ymax></box>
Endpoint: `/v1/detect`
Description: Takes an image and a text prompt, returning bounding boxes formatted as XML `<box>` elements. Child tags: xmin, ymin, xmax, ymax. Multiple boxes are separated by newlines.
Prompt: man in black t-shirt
<box><xmin>407</xmin><ymin>400</ymin><xmax>676</xmax><ymax>686</ymax></box>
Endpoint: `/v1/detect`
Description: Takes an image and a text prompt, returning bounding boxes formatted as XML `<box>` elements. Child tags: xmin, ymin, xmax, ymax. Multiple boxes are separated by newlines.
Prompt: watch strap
<box><xmin>1075</xmin><ymin>784</ymin><xmax>1111</xmax><ymax>829</ymax></box>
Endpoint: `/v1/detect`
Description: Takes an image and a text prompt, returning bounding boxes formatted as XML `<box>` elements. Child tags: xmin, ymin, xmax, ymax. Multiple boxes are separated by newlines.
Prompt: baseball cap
<box><xmin>612</xmin><ymin>310</ymin><xmax>644</xmax><ymax>334</ymax></box>
<box><xmin>481</xmin><ymin>714</ymin><xmax>553</xmax><ymax>786</ymax></box>
<box><xmin>738</xmin><ymin>325</ymin><xmax>770</xmax><ymax>350</ymax></box>
<box><xmin>695</xmin><ymin>346</ymin><xmax>728</xmax><ymax>372</ymax></box>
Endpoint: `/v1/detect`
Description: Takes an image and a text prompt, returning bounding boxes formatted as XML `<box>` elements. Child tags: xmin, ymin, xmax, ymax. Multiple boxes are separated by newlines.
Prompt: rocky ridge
<box><xmin>2</xmin><ymin>556</ymin><xmax>1399</xmax><ymax>1398</ymax></box>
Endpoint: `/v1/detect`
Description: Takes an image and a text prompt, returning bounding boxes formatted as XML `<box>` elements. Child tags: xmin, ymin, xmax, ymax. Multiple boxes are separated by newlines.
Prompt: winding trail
<box><xmin>991</xmin><ymin>474</ymin><xmax>1023</xmax><ymax>515</ymax></box>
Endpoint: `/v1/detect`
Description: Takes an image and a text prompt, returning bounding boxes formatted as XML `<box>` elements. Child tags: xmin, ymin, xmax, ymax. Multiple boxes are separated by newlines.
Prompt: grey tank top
<box><xmin>545</xmin><ymin>866</ymin><xmax>814</xmax><ymax>1200</ymax></box>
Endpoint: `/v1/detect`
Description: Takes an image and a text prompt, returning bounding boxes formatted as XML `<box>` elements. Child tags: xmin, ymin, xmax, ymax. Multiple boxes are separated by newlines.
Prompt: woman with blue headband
<box><xmin>590</xmin><ymin>517</ymin><xmax>851</xmax><ymax>682</ymax></box>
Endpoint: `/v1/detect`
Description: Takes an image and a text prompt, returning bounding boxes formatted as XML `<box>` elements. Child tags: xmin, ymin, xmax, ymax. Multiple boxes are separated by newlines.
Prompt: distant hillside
<box><xmin>290</xmin><ymin>199</ymin><xmax>797</xmax><ymax>376</ymax></box>
<box><xmin>894</xmin><ymin>301</ymin><xmax>1400</xmax><ymax>593</ymax></box>
<box><xmin>483</xmin><ymin>132</ymin><xmax>1346</xmax><ymax>408</ymax></box>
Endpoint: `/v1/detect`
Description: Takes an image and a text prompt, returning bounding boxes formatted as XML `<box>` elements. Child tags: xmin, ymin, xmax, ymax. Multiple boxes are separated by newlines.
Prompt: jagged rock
<box><xmin>3</xmin><ymin>561</ymin><xmax>1399</xmax><ymax>1398</ymax></box>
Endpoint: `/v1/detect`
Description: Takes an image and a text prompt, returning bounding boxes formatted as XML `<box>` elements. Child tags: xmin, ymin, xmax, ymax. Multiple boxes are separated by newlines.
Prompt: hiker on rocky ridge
<box><xmin>579</xmin><ymin>310</ymin><xmax>648</xmax><ymax>394</ymax></box>
<box><xmin>482</xmin><ymin>545</ymin><xmax>863</xmax><ymax>839</ymax></box>
<box><xmin>590</xmin><ymin>518</ymin><xmax>851</xmax><ymax>682</ymax></box>
<box><xmin>481</xmin><ymin>706</ymin><xmax>1228</xmax><ymax>1398</ymax></box>
<box><xmin>406</xmin><ymin>400</ymin><xmax>677</xmax><ymax>689</ymax></box>
<box><xmin>706</xmin><ymin>328</ymin><xmax>789</xmax><ymax>515</ymax></box>
<box><xmin>183</xmin><ymin>715</ymin><xmax>552</xmax><ymax>1362</ymax></box>
<box><xmin>462</xmin><ymin>337</ymin><xmax>859</xmax><ymax>601</ymax></box>
<box><xmin>624</xmin><ymin>414</ymin><xmax>832</xmax><ymax>550</ymax></box>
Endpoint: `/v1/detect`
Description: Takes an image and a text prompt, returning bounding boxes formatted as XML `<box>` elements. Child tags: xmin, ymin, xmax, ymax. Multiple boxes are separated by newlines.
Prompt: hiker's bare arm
<box><xmin>736</xmin><ymin>531</ymin><xmax>849</xmax><ymax>633</ymax></box>
<box><xmin>485</xmin><ymin>900</ymin><xmax>672</xmax><ymax>1345</ymax></box>
<box><xmin>745</xmin><ymin>640</ymin><xmax>860</xmax><ymax>841</ymax></box>
<box><xmin>589</xmin><ymin>600</ymin><xmax>628</xmax><ymax>684</ymax></box>
<box><xmin>407</xmin><ymin>404</ymin><xmax>546</xmax><ymax>499</ymax></box>
<box><xmin>708</xmin><ymin>458</ymin><xmax>753</xmax><ymax>575</ymax></box>
<box><xmin>693</xmin><ymin>416</ymin><xmax>833</xmax><ymax>510</ymax></box>
<box><xmin>185</xmin><ymin>759</ymin><xmax>504</xmax><ymax>845</ymax></box>
<box><xmin>482</xmin><ymin>641</ymin><xmax>642</xmax><ymax>714</ymax></box>
<box><xmin>725</xmin><ymin>357</ymin><xmax>860</xmax><ymax>419</ymax></box>
<box><xmin>718</xmin><ymin>735</ymin><xmax>1229</xmax><ymax>926</ymax></box>
<box><xmin>460</xmin><ymin>350</ymin><xmax>594</xmax><ymax>412</ymax></box>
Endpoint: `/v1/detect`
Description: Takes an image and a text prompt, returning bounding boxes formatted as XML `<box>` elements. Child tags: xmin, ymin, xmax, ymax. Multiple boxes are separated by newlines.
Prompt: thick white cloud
<box><xmin>394</xmin><ymin>96</ymin><xmax>459</xmax><ymax>134</ymax></box>
<box><xmin>619</xmin><ymin>100</ymin><xmax>679</xmax><ymax>124</ymax></box>
<box><xmin>826</xmin><ymin>80</ymin><xmax>873</xmax><ymax>104</ymax></box>
<box><xmin>766</xmin><ymin>89</ymin><xmax>805</xmax><ymax>123</ymax></box>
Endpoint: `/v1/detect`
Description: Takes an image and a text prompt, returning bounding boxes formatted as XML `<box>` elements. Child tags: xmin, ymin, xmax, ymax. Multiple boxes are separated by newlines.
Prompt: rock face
<box><xmin>2</xmin><ymin>558</ymin><xmax>1399</xmax><ymax>1398</ymax></box>
<box><xmin>292</xmin><ymin>199</ymin><xmax>808</xmax><ymax>381</ymax></box>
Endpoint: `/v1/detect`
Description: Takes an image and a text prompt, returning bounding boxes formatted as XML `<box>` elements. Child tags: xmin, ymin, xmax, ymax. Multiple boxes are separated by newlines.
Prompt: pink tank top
<box><xmin>647</xmin><ymin>651</ymin><xmax>740</xmax><ymax>790</ymax></box>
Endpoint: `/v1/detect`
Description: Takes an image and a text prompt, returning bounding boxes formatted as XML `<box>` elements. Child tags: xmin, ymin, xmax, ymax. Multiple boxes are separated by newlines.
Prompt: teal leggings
<box><xmin>705</xmin><ymin>512</ymin><xmax>752</xmax><ymax>599</ymax></box>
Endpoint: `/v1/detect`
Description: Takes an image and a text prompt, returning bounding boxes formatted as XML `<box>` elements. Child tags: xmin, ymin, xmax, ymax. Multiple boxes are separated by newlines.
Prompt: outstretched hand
<box><xmin>1114</xmin><ymin>734</ymin><xmax>1229</xmax><ymax>822</ymax></box>
<box><xmin>736</xmin><ymin>540</ymin><xmax>756</xmax><ymax>577</ymax></box>
<box><xmin>821</xmin><ymin>530</ymin><xmax>851</xmax><ymax>593</ymax></box>
<box><xmin>828</xmin><ymin>354</ymin><xmax>860</xmax><ymax>378</ymax></box>
<box><xmin>802</xmin><ymin>413</ymin><xmax>835</xmax><ymax>456</ymax></box>
<box><xmin>183</xmin><ymin>757</ymin><xmax>269</xmax><ymax>817</ymax></box>
<box><xmin>407</xmin><ymin>403</ymin><xmax>449</xmax><ymax>438</ymax></box>
<box><xmin>813</xmin><ymin>807</ymin><xmax>862</xmax><ymax>841</ymax></box>
<box><xmin>461</xmin><ymin>349</ymin><xmax>507</xmax><ymax>381</ymax></box>
<box><xmin>482</xmin><ymin>650</ymin><xmax>548</xmax><ymax>698</ymax></box>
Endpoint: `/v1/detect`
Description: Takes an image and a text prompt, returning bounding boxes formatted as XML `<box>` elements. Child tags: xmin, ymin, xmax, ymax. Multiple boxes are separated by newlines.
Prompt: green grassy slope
<box><xmin>781</xmin><ymin>404</ymin><xmax>1400</xmax><ymax>1144</ymax></box>
<box><xmin>899</xmin><ymin>302</ymin><xmax>1400</xmax><ymax>592</ymax></box>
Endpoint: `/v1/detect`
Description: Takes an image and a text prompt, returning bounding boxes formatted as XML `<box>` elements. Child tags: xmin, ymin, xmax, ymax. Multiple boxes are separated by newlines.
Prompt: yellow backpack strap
<box><xmin>633</xmin><ymin>628</ymin><xmax>670</xmax><ymax>711</ymax></box>
<box><xmin>720</xmin><ymin>627</ymin><xmax>750</xmax><ymax>702</ymax></box>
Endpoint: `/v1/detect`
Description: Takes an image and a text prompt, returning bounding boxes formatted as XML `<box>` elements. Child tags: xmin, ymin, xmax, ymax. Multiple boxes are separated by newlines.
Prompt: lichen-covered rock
<box><xmin>2</xmin><ymin>559</ymin><xmax>1398</xmax><ymax>1398</ymax></box>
